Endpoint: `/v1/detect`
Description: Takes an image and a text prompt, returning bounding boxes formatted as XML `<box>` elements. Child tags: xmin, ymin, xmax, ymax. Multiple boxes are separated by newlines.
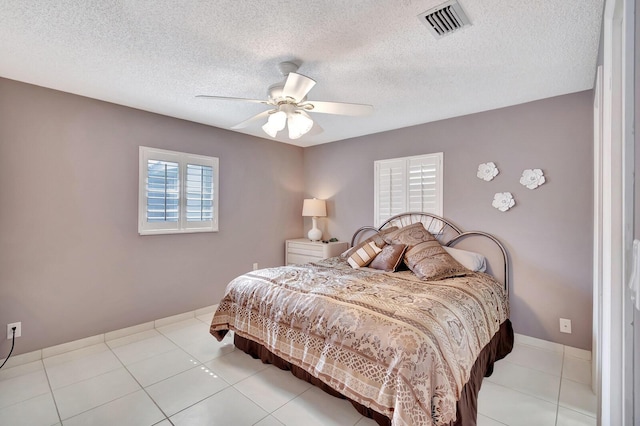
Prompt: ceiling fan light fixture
<box><xmin>262</xmin><ymin>121</ymin><xmax>279</xmax><ymax>138</ymax></box>
<box><xmin>198</xmin><ymin>62</ymin><xmax>373</xmax><ymax>141</ymax></box>
<box><xmin>262</xmin><ymin>109</ymin><xmax>287</xmax><ymax>137</ymax></box>
<box><xmin>287</xmin><ymin>111</ymin><xmax>314</xmax><ymax>139</ymax></box>
<box><xmin>267</xmin><ymin>110</ymin><xmax>287</xmax><ymax>131</ymax></box>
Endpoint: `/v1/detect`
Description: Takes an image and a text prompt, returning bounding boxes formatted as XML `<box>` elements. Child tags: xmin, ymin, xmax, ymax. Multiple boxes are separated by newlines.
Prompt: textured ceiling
<box><xmin>0</xmin><ymin>1</ymin><xmax>604</xmax><ymax>147</ymax></box>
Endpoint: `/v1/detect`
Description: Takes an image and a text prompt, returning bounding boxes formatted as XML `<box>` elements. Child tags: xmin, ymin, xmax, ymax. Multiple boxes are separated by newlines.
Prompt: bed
<box><xmin>210</xmin><ymin>213</ymin><xmax>513</xmax><ymax>426</ymax></box>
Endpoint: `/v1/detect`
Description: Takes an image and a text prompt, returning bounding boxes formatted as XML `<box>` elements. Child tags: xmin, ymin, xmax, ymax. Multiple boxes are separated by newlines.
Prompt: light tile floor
<box><xmin>0</xmin><ymin>311</ymin><xmax>597</xmax><ymax>426</ymax></box>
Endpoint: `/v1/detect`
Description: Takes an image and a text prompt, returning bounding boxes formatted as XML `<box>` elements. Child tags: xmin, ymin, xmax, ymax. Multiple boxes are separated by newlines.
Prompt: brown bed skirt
<box><xmin>233</xmin><ymin>319</ymin><xmax>514</xmax><ymax>426</ymax></box>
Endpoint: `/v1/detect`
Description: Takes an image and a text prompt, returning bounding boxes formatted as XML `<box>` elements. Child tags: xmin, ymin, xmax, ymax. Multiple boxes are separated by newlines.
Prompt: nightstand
<box><xmin>285</xmin><ymin>238</ymin><xmax>349</xmax><ymax>265</ymax></box>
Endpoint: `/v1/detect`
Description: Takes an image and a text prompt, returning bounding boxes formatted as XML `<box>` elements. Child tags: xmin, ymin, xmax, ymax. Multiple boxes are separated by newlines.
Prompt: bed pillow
<box><xmin>341</xmin><ymin>226</ymin><xmax>398</xmax><ymax>259</ymax></box>
<box><xmin>369</xmin><ymin>244</ymin><xmax>408</xmax><ymax>272</ymax></box>
<box><xmin>382</xmin><ymin>222</ymin><xmax>435</xmax><ymax>248</ymax></box>
<box><xmin>443</xmin><ymin>246</ymin><xmax>487</xmax><ymax>272</ymax></box>
<box><xmin>404</xmin><ymin>239</ymin><xmax>468</xmax><ymax>280</ymax></box>
<box><xmin>347</xmin><ymin>241</ymin><xmax>383</xmax><ymax>269</ymax></box>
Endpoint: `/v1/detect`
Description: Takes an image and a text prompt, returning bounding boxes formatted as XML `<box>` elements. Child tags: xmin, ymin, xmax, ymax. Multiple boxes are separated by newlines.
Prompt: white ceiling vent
<box><xmin>418</xmin><ymin>0</ymin><xmax>471</xmax><ymax>39</ymax></box>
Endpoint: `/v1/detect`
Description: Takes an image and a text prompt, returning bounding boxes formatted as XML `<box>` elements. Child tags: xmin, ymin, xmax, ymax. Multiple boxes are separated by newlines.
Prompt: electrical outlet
<box><xmin>559</xmin><ymin>318</ymin><xmax>572</xmax><ymax>334</ymax></box>
<box><xmin>253</xmin><ymin>263</ymin><xmax>258</xmax><ymax>271</ymax></box>
<box><xmin>7</xmin><ymin>322</ymin><xmax>21</xmax><ymax>339</ymax></box>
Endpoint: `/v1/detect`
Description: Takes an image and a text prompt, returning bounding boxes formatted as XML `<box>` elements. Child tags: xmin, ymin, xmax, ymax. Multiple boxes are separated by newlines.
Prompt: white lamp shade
<box><xmin>262</xmin><ymin>121</ymin><xmax>278</xmax><ymax>137</ymax></box>
<box><xmin>288</xmin><ymin>112</ymin><xmax>314</xmax><ymax>139</ymax></box>
<box><xmin>302</xmin><ymin>198</ymin><xmax>326</xmax><ymax>217</ymax></box>
<box><xmin>262</xmin><ymin>110</ymin><xmax>287</xmax><ymax>137</ymax></box>
<box><xmin>268</xmin><ymin>110</ymin><xmax>287</xmax><ymax>131</ymax></box>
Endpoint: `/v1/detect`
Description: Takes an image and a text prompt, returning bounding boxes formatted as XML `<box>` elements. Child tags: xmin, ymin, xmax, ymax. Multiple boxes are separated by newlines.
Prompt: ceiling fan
<box><xmin>196</xmin><ymin>62</ymin><xmax>374</xmax><ymax>140</ymax></box>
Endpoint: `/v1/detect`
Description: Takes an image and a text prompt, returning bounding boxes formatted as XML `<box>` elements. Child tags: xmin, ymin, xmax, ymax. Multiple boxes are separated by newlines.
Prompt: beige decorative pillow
<box><xmin>347</xmin><ymin>241</ymin><xmax>383</xmax><ymax>269</ymax></box>
<box><xmin>404</xmin><ymin>239</ymin><xmax>468</xmax><ymax>280</ymax></box>
<box><xmin>369</xmin><ymin>244</ymin><xmax>408</xmax><ymax>272</ymax></box>
<box><xmin>382</xmin><ymin>222</ymin><xmax>436</xmax><ymax>247</ymax></box>
<box><xmin>341</xmin><ymin>226</ymin><xmax>398</xmax><ymax>259</ymax></box>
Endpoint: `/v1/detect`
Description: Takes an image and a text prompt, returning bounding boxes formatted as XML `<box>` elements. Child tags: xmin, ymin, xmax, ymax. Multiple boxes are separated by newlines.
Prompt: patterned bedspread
<box><xmin>210</xmin><ymin>257</ymin><xmax>509</xmax><ymax>426</ymax></box>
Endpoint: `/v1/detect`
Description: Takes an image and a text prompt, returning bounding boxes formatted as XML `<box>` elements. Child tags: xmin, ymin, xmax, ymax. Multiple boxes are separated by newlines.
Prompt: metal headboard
<box><xmin>350</xmin><ymin>212</ymin><xmax>510</xmax><ymax>297</ymax></box>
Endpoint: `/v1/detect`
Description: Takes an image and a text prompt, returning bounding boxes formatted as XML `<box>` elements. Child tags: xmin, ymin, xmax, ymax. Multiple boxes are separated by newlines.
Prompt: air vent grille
<box><xmin>418</xmin><ymin>0</ymin><xmax>471</xmax><ymax>39</ymax></box>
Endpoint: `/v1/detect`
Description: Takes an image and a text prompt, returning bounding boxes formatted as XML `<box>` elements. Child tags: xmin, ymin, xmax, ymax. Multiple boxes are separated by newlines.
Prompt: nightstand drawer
<box><xmin>287</xmin><ymin>245</ymin><xmax>323</xmax><ymax>257</ymax></box>
<box><xmin>287</xmin><ymin>253</ymin><xmax>322</xmax><ymax>265</ymax></box>
<box><xmin>288</xmin><ymin>241</ymin><xmax>323</xmax><ymax>252</ymax></box>
<box><xmin>285</xmin><ymin>238</ymin><xmax>349</xmax><ymax>266</ymax></box>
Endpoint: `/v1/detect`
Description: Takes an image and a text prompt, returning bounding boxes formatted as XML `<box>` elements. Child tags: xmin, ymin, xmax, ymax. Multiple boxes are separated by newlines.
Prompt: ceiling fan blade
<box><xmin>231</xmin><ymin>110</ymin><xmax>271</xmax><ymax>129</ymax></box>
<box><xmin>281</xmin><ymin>73</ymin><xmax>316</xmax><ymax>101</ymax></box>
<box><xmin>300</xmin><ymin>101</ymin><xmax>374</xmax><ymax>116</ymax></box>
<box><xmin>196</xmin><ymin>95</ymin><xmax>269</xmax><ymax>105</ymax></box>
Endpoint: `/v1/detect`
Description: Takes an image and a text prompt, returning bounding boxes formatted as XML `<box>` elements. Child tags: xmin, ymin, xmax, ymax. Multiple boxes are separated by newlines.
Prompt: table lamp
<box><xmin>302</xmin><ymin>198</ymin><xmax>327</xmax><ymax>241</ymax></box>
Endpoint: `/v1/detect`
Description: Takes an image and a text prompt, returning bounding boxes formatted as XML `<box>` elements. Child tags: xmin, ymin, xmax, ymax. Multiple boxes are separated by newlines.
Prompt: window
<box><xmin>374</xmin><ymin>153</ymin><xmax>443</xmax><ymax>227</ymax></box>
<box><xmin>138</xmin><ymin>146</ymin><xmax>218</xmax><ymax>235</ymax></box>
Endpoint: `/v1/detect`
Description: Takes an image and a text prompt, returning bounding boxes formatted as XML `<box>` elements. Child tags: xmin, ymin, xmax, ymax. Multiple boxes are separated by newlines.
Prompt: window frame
<box><xmin>138</xmin><ymin>146</ymin><xmax>219</xmax><ymax>235</ymax></box>
<box><xmin>374</xmin><ymin>152</ymin><xmax>443</xmax><ymax>227</ymax></box>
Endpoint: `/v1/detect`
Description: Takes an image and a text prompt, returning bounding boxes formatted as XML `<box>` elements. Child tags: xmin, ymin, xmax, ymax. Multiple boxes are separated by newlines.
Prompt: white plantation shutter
<box><xmin>146</xmin><ymin>160</ymin><xmax>180</xmax><ymax>224</ymax></box>
<box><xmin>139</xmin><ymin>147</ymin><xmax>219</xmax><ymax>235</ymax></box>
<box><xmin>186</xmin><ymin>164</ymin><xmax>214</xmax><ymax>222</ymax></box>
<box><xmin>374</xmin><ymin>153</ymin><xmax>443</xmax><ymax>227</ymax></box>
<box><xmin>407</xmin><ymin>155</ymin><xmax>442</xmax><ymax>215</ymax></box>
<box><xmin>375</xmin><ymin>159</ymin><xmax>406</xmax><ymax>227</ymax></box>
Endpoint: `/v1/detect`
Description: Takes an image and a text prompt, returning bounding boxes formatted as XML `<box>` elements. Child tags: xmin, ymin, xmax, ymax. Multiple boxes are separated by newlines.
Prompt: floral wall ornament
<box><xmin>477</xmin><ymin>162</ymin><xmax>499</xmax><ymax>181</ymax></box>
<box><xmin>520</xmin><ymin>169</ymin><xmax>546</xmax><ymax>189</ymax></box>
<box><xmin>492</xmin><ymin>192</ymin><xmax>515</xmax><ymax>212</ymax></box>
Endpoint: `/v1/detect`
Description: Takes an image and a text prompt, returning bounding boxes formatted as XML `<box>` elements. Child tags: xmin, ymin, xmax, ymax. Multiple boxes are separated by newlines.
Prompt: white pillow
<box><xmin>443</xmin><ymin>246</ymin><xmax>487</xmax><ymax>272</ymax></box>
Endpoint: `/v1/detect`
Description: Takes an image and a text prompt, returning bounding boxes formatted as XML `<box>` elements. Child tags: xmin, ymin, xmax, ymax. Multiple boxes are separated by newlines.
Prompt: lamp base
<box><xmin>307</xmin><ymin>227</ymin><xmax>322</xmax><ymax>241</ymax></box>
<box><xmin>307</xmin><ymin>217</ymin><xmax>322</xmax><ymax>241</ymax></box>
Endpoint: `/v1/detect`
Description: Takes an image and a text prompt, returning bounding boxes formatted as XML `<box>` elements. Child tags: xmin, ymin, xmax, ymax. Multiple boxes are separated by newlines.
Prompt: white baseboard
<box><xmin>514</xmin><ymin>332</ymin><xmax>592</xmax><ymax>359</ymax></box>
<box><xmin>0</xmin><ymin>348</ymin><xmax>43</xmax><ymax>370</ymax></box>
<box><xmin>104</xmin><ymin>321</ymin><xmax>154</xmax><ymax>342</ymax></box>
<box><xmin>515</xmin><ymin>333</ymin><xmax>564</xmax><ymax>353</ymax></box>
<box><xmin>1</xmin><ymin>304</ymin><xmax>219</xmax><ymax>369</ymax></box>
<box><xmin>42</xmin><ymin>334</ymin><xmax>105</xmax><ymax>359</ymax></box>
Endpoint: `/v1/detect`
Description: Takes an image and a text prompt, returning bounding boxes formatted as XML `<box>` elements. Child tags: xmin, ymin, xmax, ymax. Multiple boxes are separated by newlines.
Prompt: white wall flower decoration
<box><xmin>477</xmin><ymin>162</ymin><xmax>499</xmax><ymax>181</ymax></box>
<box><xmin>520</xmin><ymin>169</ymin><xmax>545</xmax><ymax>189</ymax></box>
<box><xmin>492</xmin><ymin>192</ymin><xmax>515</xmax><ymax>212</ymax></box>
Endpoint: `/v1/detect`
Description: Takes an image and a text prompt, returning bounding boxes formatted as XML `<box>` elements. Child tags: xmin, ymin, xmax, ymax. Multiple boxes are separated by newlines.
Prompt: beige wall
<box><xmin>304</xmin><ymin>91</ymin><xmax>594</xmax><ymax>349</ymax></box>
<box><xmin>0</xmin><ymin>78</ymin><xmax>304</xmax><ymax>355</ymax></box>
